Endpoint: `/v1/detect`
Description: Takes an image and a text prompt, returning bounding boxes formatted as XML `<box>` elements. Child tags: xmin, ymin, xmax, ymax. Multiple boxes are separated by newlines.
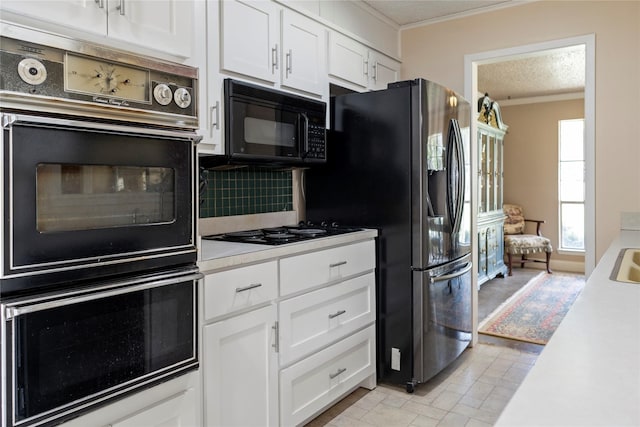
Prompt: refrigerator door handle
<box><xmin>432</xmin><ymin>262</ymin><xmax>472</xmax><ymax>283</ymax></box>
<box><xmin>446</xmin><ymin>118</ymin><xmax>465</xmax><ymax>235</ymax></box>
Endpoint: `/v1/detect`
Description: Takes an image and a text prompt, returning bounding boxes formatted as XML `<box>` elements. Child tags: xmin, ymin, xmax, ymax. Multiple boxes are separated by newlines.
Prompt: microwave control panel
<box><xmin>305</xmin><ymin>123</ymin><xmax>326</xmax><ymax>162</ymax></box>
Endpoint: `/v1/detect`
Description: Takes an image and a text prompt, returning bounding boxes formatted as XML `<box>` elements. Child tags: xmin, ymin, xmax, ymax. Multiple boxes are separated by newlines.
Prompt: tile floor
<box><xmin>307</xmin><ymin>341</ymin><xmax>541</xmax><ymax>427</ymax></box>
<box><xmin>307</xmin><ymin>269</ymin><xmax>548</xmax><ymax>427</ymax></box>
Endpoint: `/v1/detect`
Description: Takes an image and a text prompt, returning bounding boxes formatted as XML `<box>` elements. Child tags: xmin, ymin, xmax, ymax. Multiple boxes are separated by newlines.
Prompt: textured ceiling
<box><xmin>361</xmin><ymin>0</ymin><xmax>586</xmax><ymax>101</ymax></box>
<box><xmin>478</xmin><ymin>45</ymin><xmax>586</xmax><ymax>101</ymax></box>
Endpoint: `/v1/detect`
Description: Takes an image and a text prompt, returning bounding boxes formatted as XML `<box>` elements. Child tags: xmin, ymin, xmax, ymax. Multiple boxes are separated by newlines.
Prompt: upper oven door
<box><xmin>1</xmin><ymin>114</ymin><xmax>197</xmax><ymax>294</ymax></box>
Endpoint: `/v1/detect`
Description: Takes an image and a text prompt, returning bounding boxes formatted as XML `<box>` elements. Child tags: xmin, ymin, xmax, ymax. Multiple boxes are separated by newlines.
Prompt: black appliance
<box><xmin>0</xmin><ymin>23</ymin><xmax>202</xmax><ymax>427</ymax></box>
<box><xmin>1</xmin><ymin>268</ymin><xmax>200</xmax><ymax>427</ymax></box>
<box><xmin>202</xmin><ymin>223</ymin><xmax>362</xmax><ymax>245</ymax></box>
<box><xmin>200</xmin><ymin>79</ymin><xmax>326</xmax><ymax>167</ymax></box>
<box><xmin>305</xmin><ymin>78</ymin><xmax>472</xmax><ymax>392</ymax></box>
<box><xmin>0</xmin><ymin>115</ymin><xmax>198</xmax><ymax>295</ymax></box>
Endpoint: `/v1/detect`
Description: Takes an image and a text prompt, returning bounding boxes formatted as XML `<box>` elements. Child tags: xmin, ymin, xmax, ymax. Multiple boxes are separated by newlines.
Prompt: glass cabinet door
<box><xmin>487</xmin><ymin>135</ymin><xmax>495</xmax><ymax>211</ymax></box>
<box><xmin>496</xmin><ymin>139</ymin><xmax>504</xmax><ymax>209</ymax></box>
<box><xmin>478</xmin><ymin>132</ymin><xmax>487</xmax><ymax>213</ymax></box>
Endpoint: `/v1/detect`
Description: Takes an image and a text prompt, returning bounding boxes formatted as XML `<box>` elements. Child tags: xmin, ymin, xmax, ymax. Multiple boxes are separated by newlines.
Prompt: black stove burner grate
<box><xmin>202</xmin><ymin>223</ymin><xmax>362</xmax><ymax>245</ymax></box>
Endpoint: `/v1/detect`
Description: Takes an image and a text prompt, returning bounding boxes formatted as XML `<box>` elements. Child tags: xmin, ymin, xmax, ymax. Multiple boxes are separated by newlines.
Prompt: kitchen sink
<box><xmin>610</xmin><ymin>248</ymin><xmax>640</xmax><ymax>283</ymax></box>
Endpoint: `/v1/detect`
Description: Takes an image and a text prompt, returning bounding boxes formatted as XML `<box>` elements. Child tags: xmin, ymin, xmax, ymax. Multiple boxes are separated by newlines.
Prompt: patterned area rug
<box><xmin>479</xmin><ymin>272</ymin><xmax>586</xmax><ymax>345</ymax></box>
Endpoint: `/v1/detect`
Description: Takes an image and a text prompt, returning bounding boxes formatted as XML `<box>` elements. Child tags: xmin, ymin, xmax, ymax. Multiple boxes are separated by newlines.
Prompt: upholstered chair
<box><xmin>503</xmin><ymin>204</ymin><xmax>552</xmax><ymax>275</ymax></box>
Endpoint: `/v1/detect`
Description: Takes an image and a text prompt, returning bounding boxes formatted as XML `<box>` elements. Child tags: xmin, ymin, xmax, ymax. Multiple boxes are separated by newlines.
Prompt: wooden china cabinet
<box><xmin>477</xmin><ymin>94</ymin><xmax>509</xmax><ymax>286</ymax></box>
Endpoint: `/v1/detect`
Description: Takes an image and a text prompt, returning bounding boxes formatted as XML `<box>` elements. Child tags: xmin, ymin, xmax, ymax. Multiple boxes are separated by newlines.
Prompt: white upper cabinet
<box><xmin>0</xmin><ymin>0</ymin><xmax>107</xmax><ymax>34</ymax></box>
<box><xmin>369</xmin><ymin>50</ymin><xmax>401</xmax><ymax>91</ymax></box>
<box><xmin>328</xmin><ymin>31</ymin><xmax>369</xmax><ymax>89</ymax></box>
<box><xmin>220</xmin><ymin>0</ymin><xmax>280</xmax><ymax>84</ymax></box>
<box><xmin>0</xmin><ymin>0</ymin><xmax>193</xmax><ymax>58</ymax></box>
<box><xmin>106</xmin><ymin>0</ymin><xmax>193</xmax><ymax>57</ymax></box>
<box><xmin>328</xmin><ymin>30</ymin><xmax>400</xmax><ymax>92</ymax></box>
<box><xmin>280</xmin><ymin>9</ymin><xmax>326</xmax><ymax>95</ymax></box>
<box><xmin>220</xmin><ymin>0</ymin><xmax>326</xmax><ymax>96</ymax></box>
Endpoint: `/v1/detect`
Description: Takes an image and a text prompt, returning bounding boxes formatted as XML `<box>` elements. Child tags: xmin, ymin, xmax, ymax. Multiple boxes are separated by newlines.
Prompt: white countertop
<box><xmin>496</xmin><ymin>230</ymin><xmax>640</xmax><ymax>426</ymax></box>
<box><xmin>198</xmin><ymin>229</ymin><xmax>378</xmax><ymax>273</ymax></box>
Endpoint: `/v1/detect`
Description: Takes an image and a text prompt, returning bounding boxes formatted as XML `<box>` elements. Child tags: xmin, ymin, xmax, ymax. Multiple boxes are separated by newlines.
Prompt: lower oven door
<box><xmin>1</xmin><ymin>268</ymin><xmax>201</xmax><ymax>427</ymax></box>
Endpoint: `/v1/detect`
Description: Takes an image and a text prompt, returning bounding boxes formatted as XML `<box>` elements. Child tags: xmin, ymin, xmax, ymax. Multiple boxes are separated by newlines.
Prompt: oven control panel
<box><xmin>0</xmin><ymin>26</ymin><xmax>198</xmax><ymax>129</ymax></box>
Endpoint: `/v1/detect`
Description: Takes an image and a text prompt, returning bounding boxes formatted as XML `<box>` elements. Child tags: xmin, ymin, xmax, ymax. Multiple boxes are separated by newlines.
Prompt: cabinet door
<box><xmin>328</xmin><ymin>31</ymin><xmax>368</xmax><ymax>89</ymax></box>
<box><xmin>61</xmin><ymin>372</ymin><xmax>200</xmax><ymax>426</ymax></box>
<box><xmin>369</xmin><ymin>52</ymin><xmax>400</xmax><ymax>91</ymax></box>
<box><xmin>220</xmin><ymin>0</ymin><xmax>279</xmax><ymax>83</ymax></box>
<box><xmin>107</xmin><ymin>0</ymin><xmax>193</xmax><ymax>58</ymax></box>
<box><xmin>0</xmin><ymin>0</ymin><xmax>106</xmax><ymax>35</ymax></box>
<box><xmin>477</xmin><ymin>226</ymin><xmax>489</xmax><ymax>285</ymax></box>
<box><xmin>110</xmin><ymin>388</ymin><xmax>198</xmax><ymax>427</ymax></box>
<box><xmin>203</xmin><ymin>305</ymin><xmax>279</xmax><ymax>426</ymax></box>
<box><xmin>280</xmin><ymin>9</ymin><xmax>326</xmax><ymax>96</ymax></box>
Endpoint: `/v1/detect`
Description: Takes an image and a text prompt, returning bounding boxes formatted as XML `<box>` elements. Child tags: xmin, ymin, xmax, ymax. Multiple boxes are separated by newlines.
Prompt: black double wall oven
<box><xmin>0</xmin><ymin>24</ymin><xmax>201</xmax><ymax>427</ymax></box>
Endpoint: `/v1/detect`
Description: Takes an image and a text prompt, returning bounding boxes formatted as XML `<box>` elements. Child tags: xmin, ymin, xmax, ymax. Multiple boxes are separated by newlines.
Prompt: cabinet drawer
<box><xmin>279</xmin><ymin>273</ymin><xmax>375</xmax><ymax>366</ymax></box>
<box><xmin>280</xmin><ymin>325</ymin><xmax>376</xmax><ymax>427</ymax></box>
<box><xmin>204</xmin><ymin>261</ymin><xmax>278</xmax><ymax>321</ymax></box>
<box><xmin>280</xmin><ymin>240</ymin><xmax>375</xmax><ymax>296</ymax></box>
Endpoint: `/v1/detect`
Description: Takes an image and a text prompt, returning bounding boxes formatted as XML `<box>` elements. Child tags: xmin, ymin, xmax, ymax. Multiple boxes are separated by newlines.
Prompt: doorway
<box><xmin>464</xmin><ymin>35</ymin><xmax>595</xmax><ymax>344</ymax></box>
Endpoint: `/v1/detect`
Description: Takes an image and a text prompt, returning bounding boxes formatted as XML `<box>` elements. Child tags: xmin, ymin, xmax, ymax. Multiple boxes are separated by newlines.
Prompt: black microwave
<box><xmin>206</xmin><ymin>79</ymin><xmax>327</xmax><ymax>167</ymax></box>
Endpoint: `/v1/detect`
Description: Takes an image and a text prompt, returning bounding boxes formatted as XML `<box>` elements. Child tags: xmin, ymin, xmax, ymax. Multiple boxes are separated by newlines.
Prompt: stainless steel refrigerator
<box><xmin>305</xmin><ymin>79</ymin><xmax>472</xmax><ymax>392</ymax></box>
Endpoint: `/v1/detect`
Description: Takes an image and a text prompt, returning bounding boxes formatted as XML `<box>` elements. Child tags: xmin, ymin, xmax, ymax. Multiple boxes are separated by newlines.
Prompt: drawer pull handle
<box><xmin>329</xmin><ymin>261</ymin><xmax>347</xmax><ymax>268</ymax></box>
<box><xmin>329</xmin><ymin>368</ymin><xmax>347</xmax><ymax>379</ymax></box>
<box><xmin>235</xmin><ymin>283</ymin><xmax>262</xmax><ymax>293</ymax></box>
<box><xmin>328</xmin><ymin>309</ymin><xmax>346</xmax><ymax>319</ymax></box>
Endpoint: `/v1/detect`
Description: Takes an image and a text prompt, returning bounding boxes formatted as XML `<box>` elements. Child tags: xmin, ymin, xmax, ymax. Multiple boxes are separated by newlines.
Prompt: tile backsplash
<box><xmin>199</xmin><ymin>167</ymin><xmax>293</xmax><ymax>218</ymax></box>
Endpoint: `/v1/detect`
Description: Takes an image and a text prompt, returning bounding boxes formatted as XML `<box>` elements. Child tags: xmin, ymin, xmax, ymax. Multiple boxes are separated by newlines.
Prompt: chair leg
<box><xmin>546</xmin><ymin>252</ymin><xmax>552</xmax><ymax>274</ymax></box>
<box><xmin>507</xmin><ymin>253</ymin><xmax>513</xmax><ymax>276</ymax></box>
<box><xmin>520</xmin><ymin>255</ymin><xmax>526</xmax><ymax>269</ymax></box>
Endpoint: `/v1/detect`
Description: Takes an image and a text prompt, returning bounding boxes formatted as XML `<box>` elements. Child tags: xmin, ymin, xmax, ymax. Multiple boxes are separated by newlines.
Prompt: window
<box><xmin>559</xmin><ymin>119</ymin><xmax>585</xmax><ymax>251</ymax></box>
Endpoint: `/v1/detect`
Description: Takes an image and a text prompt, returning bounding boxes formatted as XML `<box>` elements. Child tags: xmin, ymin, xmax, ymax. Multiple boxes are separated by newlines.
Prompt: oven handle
<box><xmin>1</xmin><ymin>113</ymin><xmax>202</xmax><ymax>143</ymax></box>
<box><xmin>5</xmin><ymin>271</ymin><xmax>203</xmax><ymax>319</ymax></box>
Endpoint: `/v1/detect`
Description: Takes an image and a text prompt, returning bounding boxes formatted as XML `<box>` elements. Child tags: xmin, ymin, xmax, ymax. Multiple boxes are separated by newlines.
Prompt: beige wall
<box><xmin>401</xmin><ymin>1</ymin><xmax>640</xmax><ymax>264</ymax></box>
<box><xmin>501</xmin><ymin>99</ymin><xmax>585</xmax><ymax>269</ymax></box>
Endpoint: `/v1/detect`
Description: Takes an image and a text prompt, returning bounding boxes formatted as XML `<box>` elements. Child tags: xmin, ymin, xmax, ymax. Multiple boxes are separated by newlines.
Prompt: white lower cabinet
<box><xmin>199</xmin><ymin>236</ymin><xmax>377</xmax><ymax>426</ymax></box>
<box><xmin>62</xmin><ymin>372</ymin><xmax>200</xmax><ymax>426</ymax></box>
<box><xmin>109</xmin><ymin>389</ymin><xmax>198</xmax><ymax>427</ymax></box>
<box><xmin>203</xmin><ymin>305</ymin><xmax>279</xmax><ymax>426</ymax></box>
<box><xmin>280</xmin><ymin>325</ymin><xmax>376</xmax><ymax>426</ymax></box>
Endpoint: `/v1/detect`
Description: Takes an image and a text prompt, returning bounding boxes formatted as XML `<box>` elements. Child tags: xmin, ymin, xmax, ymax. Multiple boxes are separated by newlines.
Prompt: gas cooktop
<box><xmin>202</xmin><ymin>223</ymin><xmax>363</xmax><ymax>245</ymax></box>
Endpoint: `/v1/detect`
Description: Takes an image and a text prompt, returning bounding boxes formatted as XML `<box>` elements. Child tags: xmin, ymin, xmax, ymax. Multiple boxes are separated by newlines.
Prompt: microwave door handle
<box><xmin>300</xmin><ymin>112</ymin><xmax>309</xmax><ymax>158</ymax></box>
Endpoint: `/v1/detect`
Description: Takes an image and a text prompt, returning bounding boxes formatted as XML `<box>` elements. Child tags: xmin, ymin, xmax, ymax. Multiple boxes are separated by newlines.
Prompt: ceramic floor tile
<box><xmin>437</xmin><ymin>411</ymin><xmax>470</xmax><ymax>427</ymax></box>
<box><xmin>450</xmin><ymin>402</ymin><xmax>500</xmax><ymax>425</ymax></box>
<box><xmin>408</xmin><ymin>414</ymin><xmax>441</xmax><ymax>427</ymax></box>
<box><xmin>463</xmin><ymin>381</ymin><xmax>495</xmax><ymax>401</ymax></box>
<box><xmin>304</xmin><ymin>342</ymin><xmax>539</xmax><ymax>427</ymax></box>
<box><xmin>360</xmin><ymin>403</ymin><xmax>419</xmax><ymax>427</ymax></box>
<box><xmin>327</xmin><ymin>414</ymin><xmax>376</xmax><ymax>427</ymax></box>
<box><xmin>465</xmin><ymin>418</ymin><xmax>494</xmax><ymax>427</ymax></box>
<box><xmin>430</xmin><ymin>390</ymin><xmax>464</xmax><ymax>411</ymax></box>
<box><xmin>400</xmin><ymin>400</ymin><xmax>447</xmax><ymax>420</ymax></box>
